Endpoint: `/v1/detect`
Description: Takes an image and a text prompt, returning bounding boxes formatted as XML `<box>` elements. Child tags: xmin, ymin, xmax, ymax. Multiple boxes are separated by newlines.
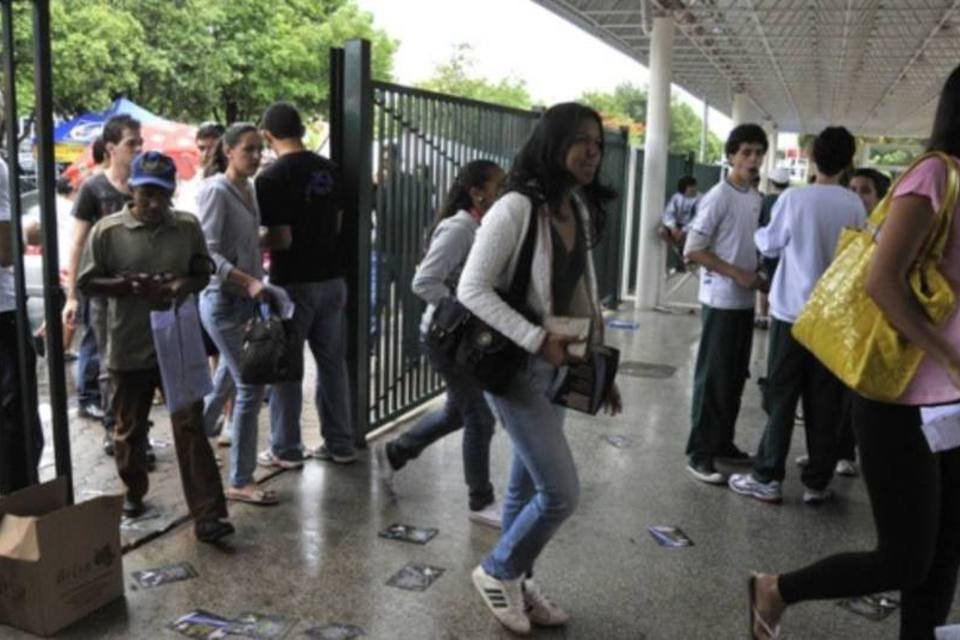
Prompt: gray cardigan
<box><xmin>197</xmin><ymin>174</ymin><xmax>263</xmax><ymax>298</ymax></box>
<box><xmin>412</xmin><ymin>210</ymin><xmax>479</xmax><ymax>333</ymax></box>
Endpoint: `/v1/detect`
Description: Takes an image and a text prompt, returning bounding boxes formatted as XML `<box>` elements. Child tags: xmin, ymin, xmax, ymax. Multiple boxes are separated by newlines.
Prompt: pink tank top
<box><xmin>898</xmin><ymin>155</ymin><xmax>960</xmax><ymax>405</ymax></box>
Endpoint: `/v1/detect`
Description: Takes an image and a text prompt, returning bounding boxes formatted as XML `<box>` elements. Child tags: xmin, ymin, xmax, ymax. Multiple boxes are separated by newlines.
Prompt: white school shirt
<box><xmin>0</xmin><ymin>158</ymin><xmax>13</xmax><ymax>313</ymax></box>
<box><xmin>755</xmin><ymin>184</ymin><xmax>866</xmax><ymax>323</ymax></box>
<box><xmin>685</xmin><ymin>179</ymin><xmax>761</xmax><ymax>310</ymax></box>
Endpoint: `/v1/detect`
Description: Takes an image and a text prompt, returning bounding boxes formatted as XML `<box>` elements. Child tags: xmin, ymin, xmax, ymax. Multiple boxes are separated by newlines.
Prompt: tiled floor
<box><xmin>6</xmin><ymin>303</ymin><xmax>943</xmax><ymax>639</ymax></box>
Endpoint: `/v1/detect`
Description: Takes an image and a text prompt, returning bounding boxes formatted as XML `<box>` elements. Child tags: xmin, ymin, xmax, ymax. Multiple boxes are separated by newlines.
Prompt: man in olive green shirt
<box><xmin>77</xmin><ymin>151</ymin><xmax>232</xmax><ymax>543</ymax></box>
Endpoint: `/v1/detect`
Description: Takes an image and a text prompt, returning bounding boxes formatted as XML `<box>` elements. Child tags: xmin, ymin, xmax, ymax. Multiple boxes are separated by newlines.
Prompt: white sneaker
<box><xmin>523</xmin><ymin>578</ymin><xmax>569</xmax><ymax>626</ymax></box>
<box><xmin>803</xmin><ymin>487</ymin><xmax>834</xmax><ymax>505</ymax></box>
<box><xmin>257</xmin><ymin>450</ymin><xmax>304</xmax><ymax>470</ymax></box>
<box><xmin>471</xmin><ymin>565</ymin><xmax>530</xmax><ymax>634</ymax></box>
<box><xmin>468</xmin><ymin>501</ymin><xmax>502</xmax><ymax>528</ymax></box>
<box><xmin>835</xmin><ymin>459</ymin><xmax>859</xmax><ymax>477</ymax></box>
<box><xmin>728</xmin><ymin>473</ymin><xmax>783</xmax><ymax>504</ymax></box>
<box><xmin>374</xmin><ymin>443</ymin><xmax>396</xmax><ymax>491</ymax></box>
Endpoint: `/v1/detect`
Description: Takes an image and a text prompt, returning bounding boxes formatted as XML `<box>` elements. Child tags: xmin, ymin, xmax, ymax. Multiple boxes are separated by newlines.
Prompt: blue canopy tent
<box><xmin>52</xmin><ymin>98</ymin><xmax>167</xmax><ymax>162</ymax></box>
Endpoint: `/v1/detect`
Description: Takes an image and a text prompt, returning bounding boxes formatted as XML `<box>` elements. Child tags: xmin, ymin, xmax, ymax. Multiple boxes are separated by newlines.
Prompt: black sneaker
<box><xmin>716</xmin><ymin>446</ymin><xmax>753</xmax><ymax>466</ymax></box>
<box><xmin>103</xmin><ymin>433</ymin><xmax>115</xmax><ymax>456</ymax></box>
<box><xmin>686</xmin><ymin>460</ymin><xmax>725</xmax><ymax>485</ymax></box>
<box><xmin>195</xmin><ymin>519</ymin><xmax>235</xmax><ymax>544</ymax></box>
<box><xmin>122</xmin><ymin>496</ymin><xmax>145</xmax><ymax>518</ymax></box>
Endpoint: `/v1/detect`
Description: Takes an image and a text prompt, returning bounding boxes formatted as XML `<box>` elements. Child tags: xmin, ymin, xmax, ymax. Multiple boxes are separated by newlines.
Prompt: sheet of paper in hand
<box><xmin>378</xmin><ymin>523</ymin><xmax>438</xmax><ymax>545</ymax></box>
<box><xmin>648</xmin><ymin>525</ymin><xmax>694</xmax><ymax>547</ymax></box>
<box><xmin>549</xmin><ymin>346</ymin><xmax>620</xmax><ymax>415</ymax></box>
<box><xmin>543</xmin><ymin>316</ymin><xmax>591</xmax><ymax>358</ymax></box>
<box><xmin>921</xmin><ymin>403</ymin><xmax>960</xmax><ymax>453</ymax></box>
<box><xmin>131</xmin><ymin>562</ymin><xmax>198</xmax><ymax>589</ymax></box>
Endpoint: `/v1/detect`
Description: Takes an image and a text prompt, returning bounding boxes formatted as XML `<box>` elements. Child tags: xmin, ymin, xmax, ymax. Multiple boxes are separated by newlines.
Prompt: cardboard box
<box><xmin>0</xmin><ymin>478</ymin><xmax>124</xmax><ymax>636</ymax></box>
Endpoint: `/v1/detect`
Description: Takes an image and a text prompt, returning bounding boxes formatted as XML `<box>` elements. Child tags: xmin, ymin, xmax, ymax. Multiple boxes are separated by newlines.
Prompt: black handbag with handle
<box><xmin>424</xmin><ymin>191</ymin><xmax>541</xmax><ymax>394</ymax></box>
<box><xmin>239</xmin><ymin>302</ymin><xmax>303</xmax><ymax>385</ymax></box>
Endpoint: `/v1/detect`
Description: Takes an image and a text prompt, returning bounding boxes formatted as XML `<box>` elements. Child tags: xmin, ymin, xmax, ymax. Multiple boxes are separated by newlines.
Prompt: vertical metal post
<box><xmin>341</xmin><ymin>39</ymin><xmax>373</xmax><ymax>442</ymax></box>
<box><xmin>329</xmin><ymin>47</ymin><xmax>344</xmax><ymax>167</ymax></box>
<box><xmin>2</xmin><ymin>0</ymin><xmax>39</xmax><ymax>488</ymax></box>
<box><xmin>33</xmin><ymin>0</ymin><xmax>71</xmax><ymax>499</ymax></box>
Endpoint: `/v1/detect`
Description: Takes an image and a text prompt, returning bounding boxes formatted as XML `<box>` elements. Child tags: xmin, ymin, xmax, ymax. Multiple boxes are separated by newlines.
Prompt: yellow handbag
<box><xmin>791</xmin><ymin>151</ymin><xmax>960</xmax><ymax>402</ymax></box>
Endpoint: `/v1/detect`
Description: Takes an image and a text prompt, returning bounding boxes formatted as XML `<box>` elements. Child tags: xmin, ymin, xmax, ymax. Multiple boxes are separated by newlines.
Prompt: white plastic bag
<box><xmin>150</xmin><ymin>295</ymin><xmax>212</xmax><ymax>414</ymax></box>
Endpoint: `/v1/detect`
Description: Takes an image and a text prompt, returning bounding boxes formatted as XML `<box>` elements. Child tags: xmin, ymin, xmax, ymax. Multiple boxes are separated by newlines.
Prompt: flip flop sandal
<box><xmin>749</xmin><ymin>574</ymin><xmax>781</xmax><ymax>639</ymax></box>
<box><xmin>226</xmin><ymin>487</ymin><xmax>279</xmax><ymax>505</ymax></box>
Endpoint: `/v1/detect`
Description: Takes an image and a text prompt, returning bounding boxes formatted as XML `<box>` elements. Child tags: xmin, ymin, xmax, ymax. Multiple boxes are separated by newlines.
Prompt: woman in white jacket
<box><xmin>458</xmin><ymin>103</ymin><xmax>622</xmax><ymax>634</ymax></box>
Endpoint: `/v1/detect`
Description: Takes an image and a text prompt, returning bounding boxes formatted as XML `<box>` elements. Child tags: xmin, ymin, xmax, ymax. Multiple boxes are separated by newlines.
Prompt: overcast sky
<box><xmin>355</xmin><ymin>0</ymin><xmax>737</xmax><ymax>140</ymax></box>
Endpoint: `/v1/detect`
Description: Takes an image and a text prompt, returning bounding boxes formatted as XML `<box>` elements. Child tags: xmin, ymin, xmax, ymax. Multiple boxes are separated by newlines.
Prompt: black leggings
<box><xmin>778</xmin><ymin>395</ymin><xmax>960</xmax><ymax>639</ymax></box>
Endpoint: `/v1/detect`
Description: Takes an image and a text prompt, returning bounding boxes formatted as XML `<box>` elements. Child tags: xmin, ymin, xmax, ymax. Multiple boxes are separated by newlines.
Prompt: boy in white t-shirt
<box><xmin>683</xmin><ymin>124</ymin><xmax>768</xmax><ymax>485</ymax></box>
<box><xmin>729</xmin><ymin>127</ymin><xmax>866</xmax><ymax>505</ymax></box>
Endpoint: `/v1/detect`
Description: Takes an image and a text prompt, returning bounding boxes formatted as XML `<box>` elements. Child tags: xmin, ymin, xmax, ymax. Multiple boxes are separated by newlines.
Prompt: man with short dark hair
<box><xmin>77</xmin><ymin>151</ymin><xmax>232</xmax><ymax>542</ymax></box>
<box><xmin>63</xmin><ymin>114</ymin><xmax>142</xmax><ymax>455</ymax></box>
<box><xmin>683</xmin><ymin>124</ymin><xmax>768</xmax><ymax>485</ymax></box>
<box><xmin>256</xmin><ymin>102</ymin><xmax>356</xmax><ymax>467</ymax></box>
<box><xmin>728</xmin><ymin>126</ymin><xmax>866</xmax><ymax>505</ymax></box>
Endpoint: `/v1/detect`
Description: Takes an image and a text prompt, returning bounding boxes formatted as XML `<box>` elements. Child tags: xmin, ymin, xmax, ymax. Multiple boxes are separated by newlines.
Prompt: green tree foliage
<box><xmin>416</xmin><ymin>44</ymin><xmax>533</xmax><ymax>110</ymax></box>
<box><xmin>579</xmin><ymin>83</ymin><xmax>723</xmax><ymax>163</ymax></box>
<box><xmin>8</xmin><ymin>0</ymin><xmax>397</xmax><ymax>122</ymax></box>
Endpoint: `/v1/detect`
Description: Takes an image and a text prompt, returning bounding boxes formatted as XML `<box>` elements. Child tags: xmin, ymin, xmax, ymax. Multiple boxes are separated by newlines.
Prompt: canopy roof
<box><xmin>533</xmin><ymin>0</ymin><xmax>960</xmax><ymax>136</ymax></box>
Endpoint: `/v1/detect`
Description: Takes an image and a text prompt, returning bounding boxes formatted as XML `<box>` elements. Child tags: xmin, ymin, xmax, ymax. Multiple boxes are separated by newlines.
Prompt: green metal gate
<box><xmin>332</xmin><ymin>40</ymin><xmax>631</xmax><ymax>435</ymax></box>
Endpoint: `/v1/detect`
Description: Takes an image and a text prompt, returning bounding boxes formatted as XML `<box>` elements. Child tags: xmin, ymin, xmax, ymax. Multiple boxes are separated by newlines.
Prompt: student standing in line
<box><xmin>76</xmin><ymin>151</ymin><xmax>233</xmax><ymax>542</ymax></box>
<box><xmin>375</xmin><ymin>160</ymin><xmax>505</xmax><ymax>527</ymax></box>
<box><xmin>198</xmin><ymin>123</ymin><xmax>279</xmax><ymax>506</ymax></box>
<box><xmin>63</xmin><ymin>115</ymin><xmax>143</xmax><ymax>457</ymax></box>
<box><xmin>748</xmin><ymin>63</ymin><xmax>960</xmax><ymax>640</ymax></box>
<box><xmin>683</xmin><ymin>124</ymin><xmax>768</xmax><ymax>485</ymax></box>
<box><xmin>459</xmin><ymin>103</ymin><xmax>622</xmax><ymax>634</ymax></box>
<box><xmin>797</xmin><ymin>166</ymin><xmax>892</xmax><ymax>477</ymax></box>
<box><xmin>256</xmin><ymin>102</ymin><xmax>356</xmax><ymax>466</ymax></box>
<box><xmin>658</xmin><ymin>175</ymin><xmax>700</xmax><ymax>273</ymax></box>
<box><xmin>728</xmin><ymin>127</ymin><xmax>866</xmax><ymax>505</ymax></box>
<box><xmin>755</xmin><ymin>166</ymin><xmax>791</xmax><ymax>330</ymax></box>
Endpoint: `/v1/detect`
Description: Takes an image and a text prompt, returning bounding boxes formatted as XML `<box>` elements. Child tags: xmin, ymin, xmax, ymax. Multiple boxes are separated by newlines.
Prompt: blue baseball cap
<box><xmin>129</xmin><ymin>151</ymin><xmax>176</xmax><ymax>192</ymax></box>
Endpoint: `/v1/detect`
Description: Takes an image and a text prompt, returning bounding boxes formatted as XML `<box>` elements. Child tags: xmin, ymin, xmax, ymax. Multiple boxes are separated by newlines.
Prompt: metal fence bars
<box><xmin>366</xmin><ymin>82</ymin><xmax>540</xmax><ymax>428</ymax></box>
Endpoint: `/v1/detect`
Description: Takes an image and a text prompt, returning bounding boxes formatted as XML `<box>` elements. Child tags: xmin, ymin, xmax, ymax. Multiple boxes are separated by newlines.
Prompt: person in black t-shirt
<box><xmin>63</xmin><ymin>115</ymin><xmax>142</xmax><ymax>456</ymax></box>
<box><xmin>256</xmin><ymin>102</ymin><xmax>356</xmax><ymax>465</ymax></box>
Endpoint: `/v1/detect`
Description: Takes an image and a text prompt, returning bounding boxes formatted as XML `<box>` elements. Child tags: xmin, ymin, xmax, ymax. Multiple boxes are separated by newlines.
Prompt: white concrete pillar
<box><xmin>762</xmin><ymin>120</ymin><xmax>778</xmax><ymax>191</ymax></box>
<box><xmin>731</xmin><ymin>92</ymin><xmax>749</xmax><ymax>126</ymax></box>
<box><xmin>699</xmin><ymin>99</ymin><xmax>709</xmax><ymax>163</ymax></box>
<box><xmin>635</xmin><ymin>15</ymin><xmax>674</xmax><ymax>309</ymax></box>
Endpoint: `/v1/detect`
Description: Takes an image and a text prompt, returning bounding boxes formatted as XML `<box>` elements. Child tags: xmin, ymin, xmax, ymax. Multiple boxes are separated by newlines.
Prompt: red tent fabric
<box><xmin>63</xmin><ymin>120</ymin><xmax>200</xmax><ymax>187</ymax></box>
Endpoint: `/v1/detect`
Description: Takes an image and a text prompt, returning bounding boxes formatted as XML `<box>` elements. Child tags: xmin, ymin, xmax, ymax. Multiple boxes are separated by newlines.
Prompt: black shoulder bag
<box><xmin>424</xmin><ymin>193</ymin><xmax>541</xmax><ymax>394</ymax></box>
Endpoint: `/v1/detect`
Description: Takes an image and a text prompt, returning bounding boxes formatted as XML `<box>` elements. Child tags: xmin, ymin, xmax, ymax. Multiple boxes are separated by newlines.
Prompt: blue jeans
<box><xmin>199</xmin><ymin>290</ymin><xmax>267</xmax><ymax>488</ymax></box>
<box><xmin>482</xmin><ymin>357</ymin><xmax>578</xmax><ymax>580</ymax></box>
<box><xmin>75</xmin><ymin>322</ymin><xmax>100</xmax><ymax>407</ymax></box>
<box><xmin>202</xmin><ymin>357</ymin><xmax>236</xmax><ymax>437</ymax></box>
<box><xmin>388</xmin><ymin>338</ymin><xmax>496</xmax><ymax>510</ymax></box>
<box><xmin>269</xmin><ymin>278</ymin><xmax>354</xmax><ymax>459</ymax></box>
